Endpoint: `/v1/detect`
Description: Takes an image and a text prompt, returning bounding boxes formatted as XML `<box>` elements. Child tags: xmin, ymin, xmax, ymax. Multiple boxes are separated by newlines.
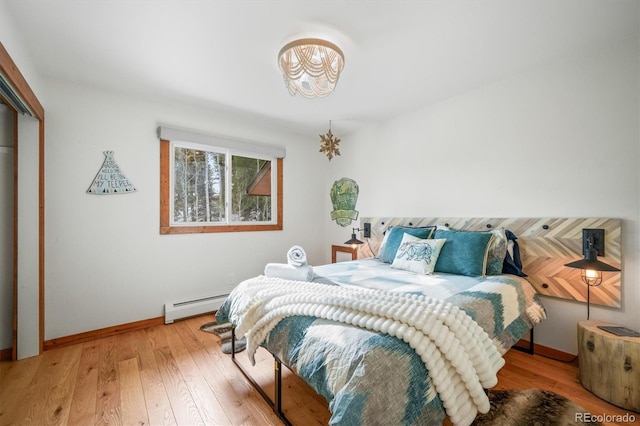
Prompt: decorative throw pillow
<box><xmin>380</xmin><ymin>225</ymin><xmax>436</xmax><ymax>263</ymax></box>
<box><xmin>503</xmin><ymin>229</ymin><xmax>527</xmax><ymax>277</ymax></box>
<box><xmin>486</xmin><ymin>228</ymin><xmax>508</xmax><ymax>275</ymax></box>
<box><xmin>391</xmin><ymin>233</ymin><xmax>446</xmax><ymax>275</ymax></box>
<box><xmin>433</xmin><ymin>229</ymin><xmax>494</xmax><ymax>276</ymax></box>
<box><xmin>376</xmin><ymin>228</ymin><xmax>392</xmax><ymax>259</ymax></box>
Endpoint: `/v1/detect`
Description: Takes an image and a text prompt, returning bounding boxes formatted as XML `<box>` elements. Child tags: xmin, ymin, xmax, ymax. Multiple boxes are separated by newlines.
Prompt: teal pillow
<box><xmin>380</xmin><ymin>226</ymin><xmax>435</xmax><ymax>263</ymax></box>
<box><xmin>433</xmin><ymin>229</ymin><xmax>494</xmax><ymax>276</ymax></box>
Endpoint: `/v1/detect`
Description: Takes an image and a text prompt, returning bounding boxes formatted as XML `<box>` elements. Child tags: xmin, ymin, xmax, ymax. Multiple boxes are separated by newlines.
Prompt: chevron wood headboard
<box><xmin>358</xmin><ymin>217</ymin><xmax>622</xmax><ymax>308</ymax></box>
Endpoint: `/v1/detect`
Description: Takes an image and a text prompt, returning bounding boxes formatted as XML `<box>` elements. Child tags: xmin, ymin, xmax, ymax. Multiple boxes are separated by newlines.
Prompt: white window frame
<box><xmin>158</xmin><ymin>126</ymin><xmax>284</xmax><ymax>234</ymax></box>
<box><xmin>169</xmin><ymin>140</ymin><xmax>278</xmax><ymax>227</ymax></box>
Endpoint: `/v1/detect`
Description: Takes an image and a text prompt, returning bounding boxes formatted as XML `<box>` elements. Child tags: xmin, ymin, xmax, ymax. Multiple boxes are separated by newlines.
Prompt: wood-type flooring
<box><xmin>0</xmin><ymin>314</ymin><xmax>635</xmax><ymax>425</ymax></box>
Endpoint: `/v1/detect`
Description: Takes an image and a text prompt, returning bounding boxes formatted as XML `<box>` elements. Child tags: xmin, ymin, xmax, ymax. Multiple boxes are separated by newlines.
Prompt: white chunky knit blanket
<box><xmin>226</xmin><ymin>276</ymin><xmax>506</xmax><ymax>426</ymax></box>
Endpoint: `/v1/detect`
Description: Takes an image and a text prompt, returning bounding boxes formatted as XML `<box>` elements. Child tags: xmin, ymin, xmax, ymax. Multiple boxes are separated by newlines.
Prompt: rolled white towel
<box><xmin>287</xmin><ymin>246</ymin><xmax>307</xmax><ymax>267</ymax></box>
<box><xmin>264</xmin><ymin>263</ymin><xmax>314</xmax><ymax>281</ymax></box>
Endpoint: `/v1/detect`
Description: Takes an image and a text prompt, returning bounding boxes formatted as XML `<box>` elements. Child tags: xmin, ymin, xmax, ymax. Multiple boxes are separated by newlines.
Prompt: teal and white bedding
<box><xmin>217</xmin><ymin>258</ymin><xmax>546</xmax><ymax>426</ymax></box>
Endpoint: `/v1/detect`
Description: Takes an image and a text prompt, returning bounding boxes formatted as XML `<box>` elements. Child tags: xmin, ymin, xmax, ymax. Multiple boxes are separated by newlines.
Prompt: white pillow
<box><xmin>391</xmin><ymin>233</ymin><xmax>446</xmax><ymax>275</ymax></box>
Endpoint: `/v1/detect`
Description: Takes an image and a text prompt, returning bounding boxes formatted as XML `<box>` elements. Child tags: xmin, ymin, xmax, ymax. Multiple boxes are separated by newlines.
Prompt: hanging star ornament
<box><xmin>319</xmin><ymin>126</ymin><xmax>341</xmax><ymax>160</ymax></box>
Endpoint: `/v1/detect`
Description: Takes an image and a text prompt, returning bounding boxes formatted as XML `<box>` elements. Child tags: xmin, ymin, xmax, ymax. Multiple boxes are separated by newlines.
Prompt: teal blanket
<box><xmin>217</xmin><ymin>259</ymin><xmax>546</xmax><ymax>425</ymax></box>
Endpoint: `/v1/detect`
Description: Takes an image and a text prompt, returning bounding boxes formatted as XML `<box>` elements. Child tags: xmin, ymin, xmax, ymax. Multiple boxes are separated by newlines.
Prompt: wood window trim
<box><xmin>159</xmin><ymin>139</ymin><xmax>283</xmax><ymax>234</ymax></box>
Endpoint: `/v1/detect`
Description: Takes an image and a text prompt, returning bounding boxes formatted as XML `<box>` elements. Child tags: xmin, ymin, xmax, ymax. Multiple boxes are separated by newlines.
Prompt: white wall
<box><xmin>325</xmin><ymin>41</ymin><xmax>640</xmax><ymax>354</ymax></box>
<box><xmin>43</xmin><ymin>78</ymin><xmax>328</xmax><ymax>340</ymax></box>
<box><xmin>0</xmin><ymin>2</ymin><xmax>42</xmax><ymax>100</ymax></box>
<box><xmin>4</xmin><ymin>0</ymin><xmax>638</xmax><ymax>356</ymax></box>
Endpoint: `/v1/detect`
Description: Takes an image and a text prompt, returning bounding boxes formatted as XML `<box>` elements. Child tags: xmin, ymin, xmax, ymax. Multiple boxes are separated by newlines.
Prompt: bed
<box><xmin>216</xmin><ymin>221</ymin><xmax>550</xmax><ymax>426</ymax></box>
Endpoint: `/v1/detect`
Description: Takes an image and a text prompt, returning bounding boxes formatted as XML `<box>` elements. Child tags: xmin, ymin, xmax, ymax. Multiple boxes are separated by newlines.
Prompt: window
<box><xmin>159</xmin><ymin>127</ymin><xmax>284</xmax><ymax>234</ymax></box>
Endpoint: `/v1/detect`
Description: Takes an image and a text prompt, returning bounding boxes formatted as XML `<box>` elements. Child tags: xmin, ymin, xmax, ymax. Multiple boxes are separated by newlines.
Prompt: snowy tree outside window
<box><xmin>170</xmin><ymin>142</ymin><xmax>275</xmax><ymax>226</ymax></box>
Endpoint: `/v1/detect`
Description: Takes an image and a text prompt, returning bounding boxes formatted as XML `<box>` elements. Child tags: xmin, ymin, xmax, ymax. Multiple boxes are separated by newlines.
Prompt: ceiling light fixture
<box><xmin>278</xmin><ymin>38</ymin><xmax>345</xmax><ymax>98</ymax></box>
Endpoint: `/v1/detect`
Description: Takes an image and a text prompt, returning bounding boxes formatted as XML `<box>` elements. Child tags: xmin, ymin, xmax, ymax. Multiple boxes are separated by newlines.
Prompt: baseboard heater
<box><xmin>164</xmin><ymin>294</ymin><xmax>229</xmax><ymax>324</ymax></box>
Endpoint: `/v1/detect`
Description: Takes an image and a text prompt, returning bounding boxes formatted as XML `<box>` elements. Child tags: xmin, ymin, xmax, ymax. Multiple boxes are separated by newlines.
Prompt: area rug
<box><xmin>472</xmin><ymin>389</ymin><xmax>603</xmax><ymax>426</ymax></box>
<box><xmin>200</xmin><ymin>321</ymin><xmax>246</xmax><ymax>354</ymax></box>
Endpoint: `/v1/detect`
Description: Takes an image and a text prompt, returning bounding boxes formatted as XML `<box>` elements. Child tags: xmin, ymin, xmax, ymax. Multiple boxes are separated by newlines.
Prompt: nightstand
<box><xmin>577</xmin><ymin>320</ymin><xmax>640</xmax><ymax>412</ymax></box>
<box><xmin>331</xmin><ymin>245</ymin><xmax>358</xmax><ymax>263</ymax></box>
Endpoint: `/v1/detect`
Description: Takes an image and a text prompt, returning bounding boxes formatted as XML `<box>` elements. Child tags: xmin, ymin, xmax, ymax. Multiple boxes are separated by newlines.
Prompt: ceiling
<box><xmin>5</xmin><ymin>0</ymin><xmax>638</xmax><ymax>135</ymax></box>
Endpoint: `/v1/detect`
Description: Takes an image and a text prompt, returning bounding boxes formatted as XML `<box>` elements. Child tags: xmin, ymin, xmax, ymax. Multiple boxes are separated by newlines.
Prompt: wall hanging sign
<box><xmin>87</xmin><ymin>151</ymin><xmax>137</xmax><ymax>195</ymax></box>
<box><xmin>330</xmin><ymin>177</ymin><xmax>359</xmax><ymax>227</ymax></box>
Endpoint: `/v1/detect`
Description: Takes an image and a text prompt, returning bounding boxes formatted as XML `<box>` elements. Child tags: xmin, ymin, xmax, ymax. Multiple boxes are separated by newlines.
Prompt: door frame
<box><xmin>0</xmin><ymin>42</ymin><xmax>45</xmax><ymax>358</ymax></box>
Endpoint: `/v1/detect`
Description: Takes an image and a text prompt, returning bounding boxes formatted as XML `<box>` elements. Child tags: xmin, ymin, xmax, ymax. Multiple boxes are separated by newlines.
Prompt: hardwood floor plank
<box><xmin>0</xmin><ymin>352</ymin><xmax>38</xmax><ymax>382</ymax></box>
<box><xmin>175</xmin><ymin>320</ymin><xmax>252</xmax><ymax>424</ymax></box>
<box><xmin>5</xmin><ymin>346</ymin><xmax>81</xmax><ymax>425</ymax></box>
<box><xmin>67</xmin><ymin>341</ymin><xmax>100</xmax><ymax>425</ymax></box>
<box><xmin>132</xmin><ymin>329</ymin><xmax>158</xmax><ymax>372</ymax></box>
<box><xmin>146</xmin><ymin>322</ymin><xmax>170</xmax><ymax>350</ymax></box>
<box><xmin>118</xmin><ymin>358</ymin><xmax>150</xmax><ymax>426</ymax></box>
<box><xmin>153</xmin><ymin>345</ymin><xmax>205</xmax><ymax>426</ymax></box>
<box><xmin>117</xmin><ymin>330</ymin><xmax>139</xmax><ymax>363</ymax></box>
<box><xmin>139</xmin><ymin>367</ymin><xmax>178</xmax><ymax>426</ymax></box>
<box><xmin>1</xmin><ymin>315</ymin><xmax>636</xmax><ymax>426</ymax></box>
<box><xmin>187</xmin><ymin>315</ymin><xmax>330</xmax><ymax>426</ymax></box>
<box><xmin>41</xmin><ymin>344</ymin><xmax>83</xmax><ymax>425</ymax></box>
<box><xmin>164</xmin><ymin>320</ymin><xmax>232</xmax><ymax>425</ymax></box>
<box><xmin>234</xmin><ymin>349</ymin><xmax>330</xmax><ymax>426</ymax></box>
<box><xmin>0</xmin><ymin>354</ymin><xmax>41</xmax><ymax>423</ymax></box>
<box><xmin>94</xmin><ymin>406</ymin><xmax>123</xmax><ymax>426</ymax></box>
<box><xmin>184</xmin><ymin>317</ymin><xmax>277</xmax><ymax>398</ymax></box>
<box><xmin>95</xmin><ymin>337</ymin><xmax>120</xmax><ymax>415</ymax></box>
<box><xmin>179</xmin><ymin>318</ymin><xmax>282</xmax><ymax>425</ymax></box>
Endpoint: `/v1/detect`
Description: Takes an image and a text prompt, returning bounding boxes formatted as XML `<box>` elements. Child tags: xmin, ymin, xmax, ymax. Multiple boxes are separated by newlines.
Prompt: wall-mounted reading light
<box><xmin>344</xmin><ymin>223</ymin><xmax>371</xmax><ymax>248</ymax></box>
<box><xmin>564</xmin><ymin>229</ymin><xmax>620</xmax><ymax>319</ymax></box>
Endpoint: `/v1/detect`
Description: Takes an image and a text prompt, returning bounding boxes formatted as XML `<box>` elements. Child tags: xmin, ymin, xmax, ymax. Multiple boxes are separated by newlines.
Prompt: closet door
<box><xmin>0</xmin><ymin>144</ymin><xmax>14</xmax><ymax>353</ymax></box>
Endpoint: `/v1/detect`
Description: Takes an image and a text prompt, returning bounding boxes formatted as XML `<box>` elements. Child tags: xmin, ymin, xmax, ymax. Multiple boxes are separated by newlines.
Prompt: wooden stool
<box><xmin>577</xmin><ymin>320</ymin><xmax>640</xmax><ymax>412</ymax></box>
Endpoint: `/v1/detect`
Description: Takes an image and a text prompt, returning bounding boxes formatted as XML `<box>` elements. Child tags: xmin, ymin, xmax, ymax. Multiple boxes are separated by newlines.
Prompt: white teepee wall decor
<box><xmin>87</xmin><ymin>151</ymin><xmax>137</xmax><ymax>195</ymax></box>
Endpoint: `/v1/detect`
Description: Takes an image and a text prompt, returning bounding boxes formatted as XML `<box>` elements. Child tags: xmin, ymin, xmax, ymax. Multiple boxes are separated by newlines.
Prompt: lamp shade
<box><xmin>564</xmin><ymin>248</ymin><xmax>620</xmax><ymax>272</ymax></box>
<box><xmin>564</xmin><ymin>245</ymin><xmax>620</xmax><ymax>319</ymax></box>
<box><xmin>344</xmin><ymin>233</ymin><xmax>364</xmax><ymax>246</ymax></box>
